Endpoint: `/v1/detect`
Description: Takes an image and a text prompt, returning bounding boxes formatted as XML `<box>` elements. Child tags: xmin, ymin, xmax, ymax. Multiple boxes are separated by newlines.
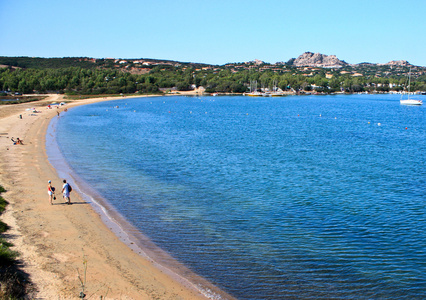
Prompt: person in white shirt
<box><xmin>61</xmin><ymin>179</ymin><xmax>72</xmax><ymax>205</ymax></box>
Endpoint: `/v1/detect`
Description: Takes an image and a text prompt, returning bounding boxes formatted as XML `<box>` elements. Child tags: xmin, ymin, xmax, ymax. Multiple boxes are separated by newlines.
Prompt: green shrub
<box><xmin>0</xmin><ymin>184</ymin><xmax>31</xmax><ymax>298</ymax></box>
<box><xmin>0</xmin><ymin>196</ymin><xmax>8</xmax><ymax>214</ymax></box>
<box><xmin>0</xmin><ymin>244</ymin><xmax>18</xmax><ymax>267</ymax></box>
<box><xmin>0</xmin><ymin>220</ymin><xmax>9</xmax><ymax>233</ymax></box>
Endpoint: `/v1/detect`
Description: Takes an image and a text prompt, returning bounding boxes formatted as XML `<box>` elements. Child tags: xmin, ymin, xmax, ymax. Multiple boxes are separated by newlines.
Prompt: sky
<box><xmin>1</xmin><ymin>0</ymin><xmax>425</xmax><ymax>66</ymax></box>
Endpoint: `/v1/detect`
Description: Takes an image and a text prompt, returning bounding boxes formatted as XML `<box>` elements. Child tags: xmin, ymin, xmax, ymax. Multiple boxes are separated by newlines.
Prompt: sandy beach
<box><xmin>0</xmin><ymin>94</ymin><xmax>222</xmax><ymax>299</ymax></box>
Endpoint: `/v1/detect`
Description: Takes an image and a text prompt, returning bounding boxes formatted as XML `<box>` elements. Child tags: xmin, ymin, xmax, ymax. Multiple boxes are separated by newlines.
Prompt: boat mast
<box><xmin>408</xmin><ymin>67</ymin><xmax>411</xmax><ymax>100</ymax></box>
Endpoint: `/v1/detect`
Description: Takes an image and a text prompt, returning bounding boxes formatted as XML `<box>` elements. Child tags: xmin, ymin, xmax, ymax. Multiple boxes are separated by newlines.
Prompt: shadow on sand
<box><xmin>52</xmin><ymin>201</ymin><xmax>88</xmax><ymax>206</ymax></box>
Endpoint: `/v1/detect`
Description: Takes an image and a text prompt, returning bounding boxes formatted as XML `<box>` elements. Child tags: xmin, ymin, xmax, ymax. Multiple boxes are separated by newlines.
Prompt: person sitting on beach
<box><xmin>61</xmin><ymin>179</ymin><xmax>72</xmax><ymax>205</ymax></box>
<box><xmin>48</xmin><ymin>180</ymin><xmax>56</xmax><ymax>205</ymax></box>
<box><xmin>11</xmin><ymin>137</ymin><xmax>23</xmax><ymax>145</ymax></box>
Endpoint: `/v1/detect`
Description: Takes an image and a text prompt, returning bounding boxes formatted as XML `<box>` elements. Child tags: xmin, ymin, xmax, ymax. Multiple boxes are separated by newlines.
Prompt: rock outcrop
<box><xmin>293</xmin><ymin>52</ymin><xmax>348</xmax><ymax>68</ymax></box>
<box><xmin>382</xmin><ymin>60</ymin><xmax>411</xmax><ymax>67</ymax></box>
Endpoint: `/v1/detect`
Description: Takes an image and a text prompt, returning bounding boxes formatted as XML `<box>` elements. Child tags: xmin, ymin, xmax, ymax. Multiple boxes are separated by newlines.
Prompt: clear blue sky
<box><xmin>1</xmin><ymin>0</ymin><xmax>425</xmax><ymax>66</ymax></box>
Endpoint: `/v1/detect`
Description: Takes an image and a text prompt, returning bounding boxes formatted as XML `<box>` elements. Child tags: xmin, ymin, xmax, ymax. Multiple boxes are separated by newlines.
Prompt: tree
<box><xmin>231</xmin><ymin>82</ymin><xmax>246</xmax><ymax>93</ymax></box>
<box><xmin>176</xmin><ymin>81</ymin><xmax>190</xmax><ymax>91</ymax></box>
<box><xmin>18</xmin><ymin>79</ymin><xmax>31</xmax><ymax>94</ymax></box>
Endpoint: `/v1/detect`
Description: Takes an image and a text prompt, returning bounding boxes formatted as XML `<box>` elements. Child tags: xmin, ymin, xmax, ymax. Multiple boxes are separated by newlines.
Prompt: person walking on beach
<box><xmin>62</xmin><ymin>179</ymin><xmax>72</xmax><ymax>205</ymax></box>
<box><xmin>48</xmin><ymin>180</ymin><xmax>56</xmax><ymax>205</ymax></box>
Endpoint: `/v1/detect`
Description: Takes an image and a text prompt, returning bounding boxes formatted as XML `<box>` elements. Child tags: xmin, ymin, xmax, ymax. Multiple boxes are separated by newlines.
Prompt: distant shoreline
<box><xmin>3</xmin><ymin>88</ymin><xmax>425</xmax><ymax>106</ymax></box>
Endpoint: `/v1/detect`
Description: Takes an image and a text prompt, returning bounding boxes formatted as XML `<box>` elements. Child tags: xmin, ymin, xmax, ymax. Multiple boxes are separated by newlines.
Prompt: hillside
<box><xmin>0</xmin><ymin>56</ymin><xmax>210</xmax><ymax>70</ymax></box>
<box><xmin>0</xmin><ymin>54</ymin><xmax>425</xmax><ymax>95</ymax></box>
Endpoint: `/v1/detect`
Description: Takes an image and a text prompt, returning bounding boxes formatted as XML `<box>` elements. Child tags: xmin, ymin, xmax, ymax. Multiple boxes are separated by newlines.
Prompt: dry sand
<box><xmin>0</xmin><ymin>94</ymin><xmax>229</xmax><ymax>299</ymax></box>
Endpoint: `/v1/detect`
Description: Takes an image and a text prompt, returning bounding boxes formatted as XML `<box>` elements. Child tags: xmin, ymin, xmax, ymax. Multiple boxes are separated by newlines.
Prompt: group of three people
<box><xmin>48</xmin><ymin>179</ymin><xmax>72</xmax><ymax>205</ymax></box>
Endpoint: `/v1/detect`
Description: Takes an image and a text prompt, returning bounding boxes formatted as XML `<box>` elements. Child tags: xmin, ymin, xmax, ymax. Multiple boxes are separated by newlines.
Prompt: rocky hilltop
<box><xmin>290</xmin><ymin>52</ymin><xmax>415</xmax><ymax>68</ymax></box>
<box><xmin>293</xmin><ymin>52</ymin><xmax>348</xmax><ymax>68</ymax></box>
<box><xmin>381</xmin><ymin>60</ymin><xmax>411</xmax><ymax>67</ymax></box>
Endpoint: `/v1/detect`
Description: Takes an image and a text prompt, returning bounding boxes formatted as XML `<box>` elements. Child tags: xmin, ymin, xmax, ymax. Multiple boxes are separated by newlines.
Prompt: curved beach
<box><xmin>0</xmin><ymin>94</ymin><xmax>219</xmax><ymax>299</ymax></box>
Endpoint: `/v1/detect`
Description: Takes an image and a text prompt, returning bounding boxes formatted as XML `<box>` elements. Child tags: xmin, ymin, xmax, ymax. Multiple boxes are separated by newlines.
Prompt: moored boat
<box><xmin>400</xmin><ymin>68</ymin><xmax>423</xmax><ymax>105</ymax></box>
<box><xmin>246</xmin><ymin>91</ymin><xmax>263</xmax><ymax>97</ymax></box>
<box><xmin>400</xmin><ymin>99</ymin><xmax>422</xmax><ymax>105</ymax></box>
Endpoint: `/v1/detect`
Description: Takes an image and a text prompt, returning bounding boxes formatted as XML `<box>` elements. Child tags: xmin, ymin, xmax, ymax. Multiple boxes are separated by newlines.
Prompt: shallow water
<box><xmin>51</xmin><ymin>94</ymin><xmax>425</xmax><ymax>299</ymax></box>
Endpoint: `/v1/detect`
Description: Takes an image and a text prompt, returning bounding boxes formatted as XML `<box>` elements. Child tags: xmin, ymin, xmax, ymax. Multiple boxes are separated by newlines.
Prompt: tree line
<box><xmin>1</xmin><ymin>64</ymin><xmax>425</xmax><ymax>95</ymax></box>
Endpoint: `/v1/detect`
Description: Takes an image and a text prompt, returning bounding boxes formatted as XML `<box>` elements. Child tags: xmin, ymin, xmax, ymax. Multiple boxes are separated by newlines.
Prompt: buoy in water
<box><xmin>405</xmin><ymin>127</ymin><xmax>408</xmax><ymax>130</ymax></box>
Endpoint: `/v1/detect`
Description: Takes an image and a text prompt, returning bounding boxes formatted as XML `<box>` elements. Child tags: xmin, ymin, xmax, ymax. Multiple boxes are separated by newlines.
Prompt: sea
<box><xmin>47</xmin><ymin>94</ymin><xmax>425</xmax><ymax>299</ymax></box>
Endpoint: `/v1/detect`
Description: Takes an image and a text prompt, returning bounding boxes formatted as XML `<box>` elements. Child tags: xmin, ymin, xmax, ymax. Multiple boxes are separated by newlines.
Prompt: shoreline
<box><xmin>0</xmin><ymin>94</ymin><xmax>231</xmax><ymax>299</ymax></box>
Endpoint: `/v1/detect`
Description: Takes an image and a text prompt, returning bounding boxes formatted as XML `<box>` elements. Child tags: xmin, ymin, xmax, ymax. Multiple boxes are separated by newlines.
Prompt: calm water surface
<box><xmin>52</xmin><ymin>94</ymin><xmax>425</xmax><ymax>299</ymax></box>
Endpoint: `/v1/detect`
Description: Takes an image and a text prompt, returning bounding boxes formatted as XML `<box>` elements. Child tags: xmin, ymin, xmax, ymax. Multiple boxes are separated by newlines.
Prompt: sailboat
<box><xmin>400</xmin><ymin>68</ymin><xmax>423</xmax><ymax>105</ymax></box>
<box><xmin>245</xmin><ymin>80</ymin><xmax>263</xmax><ymax>96</ymax></box>
<box><xmin>270</xmin><ymin>79</ymin><xmax>286</xmax><ymax>96</ymax></box>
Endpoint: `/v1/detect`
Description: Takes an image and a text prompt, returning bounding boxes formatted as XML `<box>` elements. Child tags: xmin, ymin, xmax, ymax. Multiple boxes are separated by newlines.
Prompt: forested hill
<box><xmin>0</xmin><ymin>57</ymin><xmax>102</xmax><ymax>69</ymax></box>
<box><xmin>0</xmin><ymin>56</ymin><xmax>207</xmax><ymax>69</ymax></box>
<box><xmin>0</xmin><ymin>56</ymin><xmax>425</xmax><ymax>95</ymax></box>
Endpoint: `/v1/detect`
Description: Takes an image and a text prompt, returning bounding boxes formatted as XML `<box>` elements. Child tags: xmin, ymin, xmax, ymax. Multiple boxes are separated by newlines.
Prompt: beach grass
<box><xmin>0</xmin><ymin>189</ymin><xmax>9</xmax><ymax>234</ymax></box>
<box><xmin>0</xmin><ymin>238</ymin><xmax>18</xmax><ymax>267</ymax></box>
<box><xmin>0</xmin><ymin>220</ymin><xmax>9</xmax><ymax>233</ymax></box>
<box><xmin>0</xmin><ymin>187</ymin><xmax>8</xmax><ymax>214</ymax></box>
<box><xmin>0</xmin><ymin>185</ymin><xmax>32</xmax><ymax>298</ymax></box>
<box><xmin>0</xmin><ymin>188</ymin><xmax>8</xmax><ymax>232</ymax></box>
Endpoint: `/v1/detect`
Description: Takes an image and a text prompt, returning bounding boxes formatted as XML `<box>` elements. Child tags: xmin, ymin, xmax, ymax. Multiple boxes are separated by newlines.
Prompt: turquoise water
<box><xmin>52</xmin><ymin>94</ymin><xmax>425</xmax><ymax>299</ymax></box>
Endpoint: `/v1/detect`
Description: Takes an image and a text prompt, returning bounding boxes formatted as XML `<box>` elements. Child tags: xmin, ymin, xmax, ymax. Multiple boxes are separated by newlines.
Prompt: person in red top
<box><xmin>47</xmin><ymin>180</ymin><xmax>55</xmax><ymax>205</ymax></box>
